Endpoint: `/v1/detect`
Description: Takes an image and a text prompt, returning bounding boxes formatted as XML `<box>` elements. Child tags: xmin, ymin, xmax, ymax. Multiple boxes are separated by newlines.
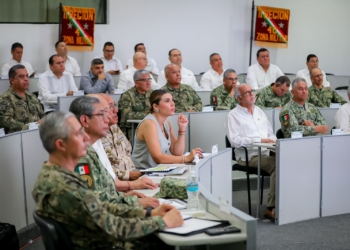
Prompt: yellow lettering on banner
<box><xmin>76</xmin><ymin>37</ymin><xmax>90</xmax><ymax>45</ymax></box>
<box><xmin>63</xmin><ymin>36</ymin><xmax>75</xmax><ymax>45</ymax></box>
<box><xmin>257</xmin><ymin>33</ymin><xmax>269</xmax><ymax>41</ymax></box>
<box><xmin>89</xmin><ymin>12</ymin><xmax>94</xmax><ymax>21</ymax></box>
<box><xmin>261</xmin><ymin>9</ymin><xmax>289</xmax><ymax>20</ymax></box>
<box><xmin>75</xmin><ymin>29</ymin><xmax>80</xmax><ymax>36</ymax></box>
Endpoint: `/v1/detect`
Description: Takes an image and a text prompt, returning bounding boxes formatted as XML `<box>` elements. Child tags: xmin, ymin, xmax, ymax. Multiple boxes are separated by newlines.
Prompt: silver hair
<box><xmin>223</xmin><ymin>69</ymin><xmax>236</xmax><ymax>79</ymax></box>
<box><xmin>234</xmin><ymin>83</ymin><xmax>249</xmax><ymax>99</ymax></box>
<box><xmin>39</xmin><ymin>111</ymin><xmax>75</xmax><ymax>154</ymax></box>
<box><xmin>69</xmin><ymin>96</ymin><xmax>100</xmax><ymax>121</ymax></box>
<box><xmin>291</xmin><ymin>77</ymin><xmax>307</xmax><ymax>89</ymax></box>
<box><xmin>133</xmin><ymin>69</ymin><xmax>150</xmax><ymax>82</ymax></box>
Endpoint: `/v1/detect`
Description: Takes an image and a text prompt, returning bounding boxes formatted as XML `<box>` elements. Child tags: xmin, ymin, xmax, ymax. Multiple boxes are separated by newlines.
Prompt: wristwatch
<box><xmin>145</xmin><ymin>207</ymin><xmax>153</xmax><ymax>218</ymax></box>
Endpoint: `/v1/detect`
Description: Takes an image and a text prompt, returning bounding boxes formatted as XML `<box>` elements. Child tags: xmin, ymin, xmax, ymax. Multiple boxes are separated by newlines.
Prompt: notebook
<box><xmin>140</xmin><ymin>165</ymin><xmax>178</xmax><ymax>173</ymax></box>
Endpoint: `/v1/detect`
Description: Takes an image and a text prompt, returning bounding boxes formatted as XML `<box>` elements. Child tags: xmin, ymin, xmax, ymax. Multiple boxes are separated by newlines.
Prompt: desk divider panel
<box><xmin>274</xmin><ymin>108</ymin><xmax>281</xmax><ymax>134</ymax></box>
<box><xmin>319</xmin><ymin>108</ymin><xmax>338</xmax><ymax>135</ymax></box>
<box><xmin>327</xmin><ymin>75</ymin><xmax>350</xmax><ymax>89</ymax></box>
<box><xmin>0</xmin><ymin>132</ymin><xmax>27</xmax><ymax>230</ymax></box>
<box><xmin>21</xmin><ymin>129</ymin><xmax>49</xmax><ymax>225</ymax></box>
<box><xmin>197</xmin><ymin>157</ymin><xmax>212</xmax><ymax>194</ymax></box>
<box><xmin>28</xmin><ymin>78</ymin><xmax>39</xmax><ymax>93</ymax></box>
<box><xmin>189</xmin><ymin>111</ymin><xmax>229</xmax><ymax>153</ymax></box>
<box><xmin>58</xmin><ymin>96</ymin><xmax>79</xmax><ymax>112</ymax></box>
<box><xmin>166</xmin><ymin>113</ymin><xmax>189</xmax><ymax>152</ymax></box>
<box><xmin>321</xmin><ymin>135</ymin><xmax>350</xmax><ymax>217</ymax></box>
<box><xmin>262</xmin><ymin>109</ymin><xmax>274</xmax><ymax>133</ymax></box>
<box><xmin>196</xmin><ymin>91</ymin><xmax>211</xmax><ymax>106</ymax></box>
<box><xmin>0</xmin><ymin>80</ymin><xmax>10</xmax><ymax>95</ymax></box>
<box><xmin>276</xmin><ymin>137</ymin><xmax>321</xmax><ymax>225</ymax></box>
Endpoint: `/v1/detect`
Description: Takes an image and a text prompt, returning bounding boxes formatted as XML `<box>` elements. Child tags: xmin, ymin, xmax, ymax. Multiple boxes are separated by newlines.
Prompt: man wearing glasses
<box><xmin>97</xmin><ymin>41</ymin><xmax>123</xmax><ymax>75</ymax></box>
<box><xmin>118</xmin><ymin>70</ymin><xmax>153</xmax><ymax>143</ymax></box>
<box><xmin>296</xmin><ymin>54</ymin><xmax>330</xmax><ymax>87</ymax></box>
<box><xmin>79</xmin><ymin>59</ymin><xmax>115</xmax><ymax>94</ymax></box>
<box><xmin>210</xmin><ymin>69</ymin><xmax>239</xmax><ymax>110</ymax></box>
<box><xmin>118</xmin><ymin>52</ymin><xmax>159</xmax><ymax>91</ymax></box>
<box><xmin>226</xmin><ymin>83</ymin><xmax>277</xmax><ymax>221</ymax></box>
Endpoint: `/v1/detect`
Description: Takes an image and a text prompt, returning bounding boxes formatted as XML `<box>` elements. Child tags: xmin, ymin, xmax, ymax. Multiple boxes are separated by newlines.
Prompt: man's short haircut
<box><xmin>168</xmin><ymin>48</ymin><xmax>179</xmax><ymax>57</ymax></box>
<box><xmin>310</xmin><ymin>67</ymin><xmax>321</xmax><ymax>77</ymax></box>
<box><xmin>223</xmin><ymin>69</ymin><xmax>236</xmax><ymax>79</ymax></box>
<box><xmin>307</xmin><ymin>54</ymin><xmax>317</xmax><ymax>62</ymax></box>
<box><xmin>291</xmin><ymin>77</ymin><xmax>307</xmax><ymax>89</ymax></box>
<box><xmin>69</xmin><ymin>96</ymin><xmax>100</xmax><ymax>121</ymax></box>
<box><xmin>209</xmin><ymin>53</ymin><xmax>219</xmax><ymax>61</ymax></box>
<box><xmin>11</xmin><ymin>42</ymin><xmax>23</xmax><ymax>51</ymax></box>
<box><xmin>39</xmin><ymin>111</ymin><xmax>75</xmax><ymax>153</ymax></box>
<box><xmin>103</xmin><ymin>41</ymin><xmax>114</xmax><ymax>50</ymax></box>
<box><xmin>257</xmin><ymin>48</ymin><xmax>269</xmax><ymax>58</ymax></box>
<box><xmin>134</xmin><ymin>43</ymin><xmax>144</xmax><ymax>52</ymax></box>
<box><xmin>91</xmin><ymin>58</ymin><xmax>104</xmax><ymax>66</ymax></box>
<box><xmin>275</xmin><ymin>75</ymin><xmax>291</xmax><ymax>87</ymax></box>
<box><xmin>8</xmin><ymin>64</ymin><xmax>26</xmax><ymax>84</ymax></box>
<box><xmin>54</xmin><ymin>40</ymin><xmax>65</xmax><ymax>48</ymax></box>
<box><xmin>133</xmin><ymin>69</ymin><xmax>150</xmax><ymax>82</ymax></box>
<box><xmin>49</xmin><ymin>54</ymin><xmax>61</xmax><ymax>65</ymax></box>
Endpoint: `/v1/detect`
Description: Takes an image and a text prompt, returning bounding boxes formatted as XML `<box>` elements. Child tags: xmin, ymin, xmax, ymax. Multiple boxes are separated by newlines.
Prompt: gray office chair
<box><xmin>335</xmin><ymin>86</ymin><xmax>348</xmax><ymax>90</ymax></box>
<box><xmin>33</xmin><ymin>212</ymin><xmax>74</xmax><ymax>250</ymax></box>
<box><xmin>225</xmin><ymin>136</ymin><xmax>269</xmax><ymax>215</ymax></box>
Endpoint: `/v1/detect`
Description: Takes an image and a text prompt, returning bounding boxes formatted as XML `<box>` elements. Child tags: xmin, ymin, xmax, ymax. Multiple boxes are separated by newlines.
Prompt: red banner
<box><xmin>60</xmin><ymin>6</ymin><xmax>95</xmax><ymax>52</ymax></box>
<box><xmin>254</xmin><ymin>6</ymin><xmax>290</xmax><ymax>48</ymax></box>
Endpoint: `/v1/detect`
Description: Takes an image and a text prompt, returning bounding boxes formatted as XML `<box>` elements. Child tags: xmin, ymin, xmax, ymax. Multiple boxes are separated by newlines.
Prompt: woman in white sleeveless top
<box><xmin>132</xmin><ymin>90</ymin><xmax>202</xmax><ymax>169</ymax></box>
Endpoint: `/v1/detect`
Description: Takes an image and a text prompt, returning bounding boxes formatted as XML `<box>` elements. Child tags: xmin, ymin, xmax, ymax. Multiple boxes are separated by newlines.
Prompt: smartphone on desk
<box><xmin>205</xmin><ymin>226</ymin><xmax>241</xmax><ymax>236</ymax></box>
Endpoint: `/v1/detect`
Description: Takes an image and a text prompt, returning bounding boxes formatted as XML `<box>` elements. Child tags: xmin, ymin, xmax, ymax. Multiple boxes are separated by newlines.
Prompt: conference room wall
<box><xmin>1</xmin><ymin>0</ymin><xmax>349</xmax><ymax>76</ymax></box>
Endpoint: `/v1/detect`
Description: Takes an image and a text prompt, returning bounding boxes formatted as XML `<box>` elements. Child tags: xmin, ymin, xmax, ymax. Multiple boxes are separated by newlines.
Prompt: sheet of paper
<box><xmin>159</xmin><ymin>198</ymin><xmax>187</xmax><ymax>210</ymax></box>
<box><xmin>161</xmin><ymin>218</ymin><xmax>221</xmax><ymax>234</ymax></box>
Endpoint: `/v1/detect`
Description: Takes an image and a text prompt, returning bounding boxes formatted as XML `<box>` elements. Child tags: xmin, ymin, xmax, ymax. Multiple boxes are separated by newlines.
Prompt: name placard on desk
<box><xmin>73</xmin><ymin>90</ymin><xmax>84</xmax><ymax>96</ymax></box>
<box><xmin>202</xmin><ymin>106</ymin><xmax>214</xmax><ymax>112</ymax></box>
<box><xmin>291</xmin><ymin>131</ymin><xmax>303</xmax><ymax>138</ymax></box>
<box><xmin>330</xmin><ymin>103</ymin><xmax>341</xmax><ymax>109</ymax></box>
<box><xmin>332</xmin><ymin>128</ymin><xmax>344</xmax><ymax>135</ymax></box>
<box><xmin>0</xmin><ymin>128</ymin><xmax>5</xmax><ymax>137</ymax></box>
<box><xmin>28</xmin><ymin>122</ymin><xmax>39</xmax><ymax>130</ymax></box>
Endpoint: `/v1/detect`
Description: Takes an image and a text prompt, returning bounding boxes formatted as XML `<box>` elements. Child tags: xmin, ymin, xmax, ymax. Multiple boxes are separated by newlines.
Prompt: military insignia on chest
<box><xmin>75</xmin><ymin>163</ymin><xmax>94</xmax><ymax>188</ymax></box>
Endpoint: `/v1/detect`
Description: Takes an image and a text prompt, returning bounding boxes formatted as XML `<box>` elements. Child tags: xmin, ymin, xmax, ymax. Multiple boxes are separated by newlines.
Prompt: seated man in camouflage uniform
<box><xmin>32</xmin><ymin>111</ymin><xmax>183</xmax><ymax>249</ymax></box>
<box><xmin>161</xmin><ymin>64</ymin><xmax>202</xmax><ymax>113</ymax></box>
<box><xmin>280</xmin><ymin>78</ymin><xmax>328</xmax><ymax>138</ymax></box>
<box><xmin>307</xmin><ymin>68</ymin><xmax>347</xmax><ymax>108</ymax></box>
<box><xmin>0</xmin><ymin>65</ymin><xmax>44</xmax><ymax>134</ymax></box>
<box><xmin>255</xmin><ymin>75</ymin><xmax>292</xmax><ymax>108</ymax></box>
<box><xmin>118</xmin><ymin>69</ymin><xmax>153</xmax><ymax>143</ymax></box>
<box><xmin>210</xmin><ymin>69</ymin><xmax>239</xmax><ymax>110</ymax></box>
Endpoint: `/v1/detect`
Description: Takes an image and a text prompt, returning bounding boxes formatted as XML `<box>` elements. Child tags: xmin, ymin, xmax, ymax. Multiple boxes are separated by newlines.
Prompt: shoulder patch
<box><xmin>75</xmin><ymin>163</ymin><xmax>90</xmax><ymax>175</ymax></box>
<box><xmin>282</xmin><ymin>113</ymin><xmax>290</xmax><ymax>127</ymax></box>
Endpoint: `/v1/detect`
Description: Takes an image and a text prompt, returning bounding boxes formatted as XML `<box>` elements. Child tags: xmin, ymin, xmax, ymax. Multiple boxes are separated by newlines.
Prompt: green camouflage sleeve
<box><xmin>117</xmin><ymin>93</ymin><xmax>132</xmax><ymax>134</ymax></box>
<box><xmin>314</xmin><ymin>108</ymin><xmax>327</xmax><ymax>126</ymax></box>
<box><xmin>332</xmin><ymin>90</ymin><xmax>347</xmax><ymax>105</ymax></box>
<box><xmin>307</xmin><ymin>91</ymin><xmax>327</xmax><ymax>108</ymax></box>
<box><xmin>189</xmin><ymin>89</ymin><xmax>202</xmax><ymax>111</ymax></box>
<box><xmin>280</xmin><ymin>108</ymin><xmax>316</xmax><ymax>138</ymax></box>
<box><xmin>0</xmin><ymin>98</ymin><xmax>26</xmax><ymax>133</ymax></box>
<box><xmin>254</xmin><ymin>91</ymin><xmax>266</xmax><ymax>108</ymax></box>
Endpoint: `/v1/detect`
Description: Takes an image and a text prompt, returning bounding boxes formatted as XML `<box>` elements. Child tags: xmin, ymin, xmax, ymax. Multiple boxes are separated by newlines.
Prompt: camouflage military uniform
<box><xmin>307</xmin><ymin>85</ymin><xmax>347</xmax><ymax>108</ymax></box>
<box><xmin>117</xmin><ymin>87</ymin><xmax>152</xmax><ymax>143</ymax></box>
<box><xmin>280</xmin><ymin>100</ymin><xmax>327</xmax><ymax>138</ymax></box>
<box><xmin>210</xmin><ymin>84</ymin><xmax>238</xmax><ymax>110</ymax></box>
<box><xmin>32</xmin><ymin>163</ymin><xmax>167</xmax><ymax>249</ymax></box>
<box><xmin>101</xmin><ymin>124</ymin><xmax>136</xmax><ymax>181</ymax></box>
<box><xmin>0</xmin><ymin>87</ymin><xmax>44</xmax><ymax>134</ymax></box>
<box><xmin>255</xmin><ymin>83</ymin><xmax>292</xmax><ymax>108</ymax></box>
<box><xmin>161</xmin><ymin>83</ymin><xmax>202</xmax><ymax>112</ymax></box>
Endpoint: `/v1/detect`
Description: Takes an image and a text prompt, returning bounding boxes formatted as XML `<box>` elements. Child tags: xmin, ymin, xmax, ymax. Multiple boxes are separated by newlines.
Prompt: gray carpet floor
<box><xmin>20</xmin><ymin>188</ymin><xmax>350</xmax><ymax>250</ymax></box>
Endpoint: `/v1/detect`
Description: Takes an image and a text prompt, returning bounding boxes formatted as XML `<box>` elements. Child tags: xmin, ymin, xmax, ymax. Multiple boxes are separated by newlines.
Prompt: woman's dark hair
<box><xmin>147</xmin><ymin>89</ymin><xmax>168</xmax><ymax>114</ymax></box>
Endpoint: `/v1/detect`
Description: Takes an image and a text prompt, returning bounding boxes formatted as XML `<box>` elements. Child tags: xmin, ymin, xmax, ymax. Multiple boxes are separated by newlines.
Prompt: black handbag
<box><xmin>0</xmin><ymin>222</ymin><xmax>20</xmax><ymax>250</ymax></box>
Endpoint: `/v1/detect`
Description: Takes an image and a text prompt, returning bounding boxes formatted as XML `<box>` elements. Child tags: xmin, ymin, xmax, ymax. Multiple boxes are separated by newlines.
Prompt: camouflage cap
<box><xmin>153</xmin><ymin>177</ymin><xmax>187</xmax><ymax>199</ymax></box>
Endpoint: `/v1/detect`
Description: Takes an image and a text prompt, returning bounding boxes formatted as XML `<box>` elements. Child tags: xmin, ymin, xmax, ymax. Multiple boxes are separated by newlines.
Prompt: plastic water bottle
<box><xmin>186</xmin><ymin>172</ymin><xmax>199</xmax><ymax>209</ymax></box>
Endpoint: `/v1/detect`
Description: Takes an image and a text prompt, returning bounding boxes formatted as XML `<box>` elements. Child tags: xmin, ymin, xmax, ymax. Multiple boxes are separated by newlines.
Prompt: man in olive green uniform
<box><xmin>255</xmin><ymin>75</ymin><xmax>292</xmax><ymax>108</ymax></box>
<box><xmin>118</xmin><ymin>69</ymin><xmax>152</xmax><ymax>142</ymax></box>
<box><xmin>161</xmin><ymin>64</ymin><xmax>202</xmax><ymax>113</ymax></box>
<box><xmin>280</xmin><ymin>77</ymin><xmax>328</xmax><ymax>138</ymax></box>
<box><xmin>32</xmin><ymin>111</ymin><xmax>183</xmax><ymax>249</ymax></box>
<box><xmin>210</xmin><ymin>69</ymin><xmax>238</xmax><ymax>110</ymax></box>
<box><xmin>0</xmin><ymin>65</ymin><xmax>44</xmax><ymax>134</ymax></box>
<box><xmin>307</xmin><ymin>68</ymin><xmax>346</xmax><ymax>108</ymax></box>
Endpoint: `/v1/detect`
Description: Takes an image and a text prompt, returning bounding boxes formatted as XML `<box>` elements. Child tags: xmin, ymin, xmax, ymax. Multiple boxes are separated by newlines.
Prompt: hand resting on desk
<box><xmin>152</xmin><ymin>203</ymin><xmax>184</xmax><ymax>228</ymax></box>
<box><xmin>261</xmin><ymin>138</ymin><xmax>276</xmax><ymax>143</ymax></box>
<box><xmin>132</xmin><ymin>176</ymin><xmax>158</xmax><ymax>189</ymax></box>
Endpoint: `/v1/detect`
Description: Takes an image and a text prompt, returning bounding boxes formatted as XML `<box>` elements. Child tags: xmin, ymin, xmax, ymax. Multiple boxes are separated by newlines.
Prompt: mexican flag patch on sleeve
<box><xmin>282</xmin><ymin>113</ymin><xmax>289</xmax><ymax>126</ymax></box>
<box><xmin>75</xmin><ymin>164</ymin><xmax>90</xmax><ymax>175</ymax></box>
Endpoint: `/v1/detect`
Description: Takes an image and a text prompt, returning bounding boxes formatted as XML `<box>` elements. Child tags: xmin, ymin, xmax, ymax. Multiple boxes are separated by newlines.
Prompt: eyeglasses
<box><xmin>109</xmin><ymin>103</ymin><xmax>117</xmax><ymax>110</ymax></box>
<box><xmin>136</xmin><ymin>78</ymin><xmax>152</xmax><ymax>82</ymax></box>
<box><xmin>87</xmin><ymin>111</ymin><xmax>108</xmax><ymax>119</ymax></box>
<box><xmin>104</xmin><ymin>50</ymin><xmax>114</xmax><ymax>53</ymax></box>
<box><xmin>139</xmin><ymin>58</ymin><xmax>147</xmax><ymax>60</ymax></box>
<box><xmin>240</xmin><ymin>90</ymin><xmax>254</xmax><ymax>97</ymax></box>
<box><xmin>225</xmin><ymin>77</ymin><xmax>238</xmax><ymax>81</ymax></box>
<box><xmin>309</xmin><ymin>60</ymin><xmax>318</xmax><ymax>63</ymax></box>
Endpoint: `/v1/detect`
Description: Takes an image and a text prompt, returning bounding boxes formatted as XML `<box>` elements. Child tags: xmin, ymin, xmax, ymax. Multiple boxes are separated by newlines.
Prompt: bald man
<box><xmin>117</xmin><ymin>52</ymin><xmax>159</xmax><ymax>91</ymax></box>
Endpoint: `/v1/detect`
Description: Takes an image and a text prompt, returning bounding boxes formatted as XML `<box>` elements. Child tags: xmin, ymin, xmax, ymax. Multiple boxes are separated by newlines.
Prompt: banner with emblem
<box><xmin>60</xmin><ymin>5</ymin><xmax>95</xmax><ymax>52</ymax></box>
<box><xmin>254</xmin><ymin>6</ymin><xmax>290</xmax><ymax>48</ymax></box>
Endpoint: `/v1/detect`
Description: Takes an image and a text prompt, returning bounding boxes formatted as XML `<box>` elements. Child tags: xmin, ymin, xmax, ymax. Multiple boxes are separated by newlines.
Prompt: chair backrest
<box><xmin>276</xmin><ymin>129</ymin><xmax>284</xmax><ymax>139</ymax></box>
<box><xmin>33</xmin><ymin>212</ymin><xmax>74</xmax><ymax>250</ymax></box>
<box><xmin>335</xmin><ymin>86</ymin><xmax>348</xmax><ymax>90</ymax></box>
<box><xmin>225</xmin><ymin>136</ymin><xmax>236</xmax><ymax>161</ymax></box>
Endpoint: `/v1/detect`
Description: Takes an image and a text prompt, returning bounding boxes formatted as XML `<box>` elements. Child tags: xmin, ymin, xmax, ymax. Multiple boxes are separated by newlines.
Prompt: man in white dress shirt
<box><xmin>126</xmin><ymin>43</ymin><xmax>159</xmax><ymax>75</ymax></box>
<box><xmin>200</xmin><ymin>53</ymin><xmax>225</xmax><ymax>90</ymax></box>
<box><xmin>157</xmin><ymin>49</ymin><xmax>199</xmax><ymax>89</ymax></box>
<box><xmin>118</xmin><ymin>52</ymin><xmax>158</xmax><ymax>90</ymax></box>
<box><xmin>98</xmin><ymin>42</ymin><xmax>123</xmax><ymax>75</ymax></box>
<box><xmin>45</xmin><ymin>41</ymin><xmax>81</xmax><ymax>76</ymax></box>
<box><xmin>246</xmin><ymin>48</ymin><xmax>283</xmax><ymax>90</ymax></box>
<box><xmin>296</xmin><ymin>54</ymin><xmax>330</xmax><ymax>87</ymax></box>
<box><xmin>39</xmin><ymin>55</ymin><xmax>77</xmax><ymax>113</ymax></box>
<box><xmin>335</xmin><ymin>86</ymin><xmax>350</xmax><ymax>134</ymax></box>
<box><xmin>226</xmin><ymin>83</ymin><xmax>276</xmax><ymax>220</ymax></box>
<box><xmin>2</xmin><ymin>42</ymin><xmax>34</xmax><ymax>78</ymax></box>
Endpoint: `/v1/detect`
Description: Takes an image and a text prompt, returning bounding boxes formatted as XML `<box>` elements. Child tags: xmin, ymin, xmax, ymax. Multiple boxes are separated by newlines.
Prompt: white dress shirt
<box><xmin>335</xmin><ymin>102</ymin><xmax>350</xmax><ymax>134</ymax></box>
<box><xmin>98</xmin><ymin>56</ymin><xmax>123</xmax><ymax>73</ymax></box>
<box><xmin>200</xmin><ymin>69</ymin><xmax>225</xmax><ymax>90</ymax></box>
<box><xmin>38</xmin><ymin>70</ymin><xmax>77</xmax><ymax>112</ymax></box>
<box><xmin>2</xmin><ymin>59</ymin><xmax>34</xmax><ymax>77</ymax></box>
<box><xmin>92</xmin><ymin>139</ymin><xmax>116</xmax><ymax>180</ymax></box>
<box><xmin>246</xmin><ymin>63</ymin><xmax>283</xmax><ymax>90</ymax></box>
<box><xmin>117</xmin><ymin>66</ymin><xmax>159</xmax><ymax>90</ymax></box>
<box><xmin>226</xmin><ymin>104</ymin><xmax>276</xmax><ymax>161</ymax></box>
<box><xmin>46</xmin><ymin>56</ymin><xmax>81</xmax><ymax>76</ymax></box>
<box><xmin>157</xmin><ymin>66</ymin><xmax>199</xmax><ymax>89</ymax></box>
<box><xmin>296</xmin><ymin>68</ymin><xmax>330</xmax><ymax>87</ymax></box>
<box><xmin>126</xmin><ymin>57</ymin><xmax>159</xmax><ymax>75</ymax></box>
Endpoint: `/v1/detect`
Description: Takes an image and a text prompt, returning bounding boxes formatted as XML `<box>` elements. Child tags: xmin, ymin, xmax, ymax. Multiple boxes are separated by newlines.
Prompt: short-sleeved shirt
<box><xmin>210</xmin><ymin>84</ymin><xmax>238</xmax><ymax>110</ymax></box>
<box><xmin>255</xmin><ymin>83</ymin><xmax>292</xmax><ymax>108</ymax></box>
<box><xmin>307</xmin><ymin>85</ymin><xmax>347</xmax><ymax>108</ymax></box>
<box><xmin>279</xmin><ymin>100</ymin><xmax>327</xmax><ymax>138</ymax></box>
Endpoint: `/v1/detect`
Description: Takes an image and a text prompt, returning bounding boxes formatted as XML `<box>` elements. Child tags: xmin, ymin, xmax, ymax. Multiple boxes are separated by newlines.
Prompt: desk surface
<box><xmin>252</xmin><ymin>142</ymin><xmax>276</xmax><ymax>149</ymax></box>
